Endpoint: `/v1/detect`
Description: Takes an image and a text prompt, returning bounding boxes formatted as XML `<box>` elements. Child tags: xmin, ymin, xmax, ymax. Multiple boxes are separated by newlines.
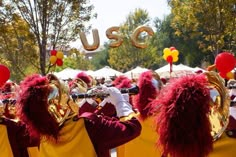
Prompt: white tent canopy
<box><xmin>92</xmin><ymin>66</ymin><xmax>123</xmax><ymax>79</ymax></box>
<box><xmin>84</xmin><ymin>70</ymin><xmax>95</xmax><ymax>76</ymax></box>
<box><xmin>155</xmin><ymin>64</ymin><xmax>195</xmax><ymax>78</ymax></box>
<box><xmin>54</xmin><ymin>67</ymin><xmax>81</xmax><ymax>80</ymax></box>
<box><xmin>175</xmin><ymin>63</ymin><xmax>195</xmax><ymax>71</ymax></box>
<box><xmin>155</xmin><ymin>64</ymin><xmax>178</xmax><ymax>73</ymax></box>
<box><xmin>124</xmin><ymin>66</ymin><xmax>149</xmax><ymax>79</ymax></box>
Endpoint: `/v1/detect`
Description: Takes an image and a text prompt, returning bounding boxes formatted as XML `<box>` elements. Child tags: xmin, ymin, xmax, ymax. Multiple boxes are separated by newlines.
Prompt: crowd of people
<box><xmin>0</xmin><ymin>68</ymin><xmax>236</xmax><ymax>157</ymax></box>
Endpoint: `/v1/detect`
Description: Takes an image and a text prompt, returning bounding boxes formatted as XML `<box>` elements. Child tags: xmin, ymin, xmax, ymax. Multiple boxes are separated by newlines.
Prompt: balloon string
<box><xmin>170</xmin><ymin>62</ymin><xmax>172</xmax><ymax>77</ymax></box>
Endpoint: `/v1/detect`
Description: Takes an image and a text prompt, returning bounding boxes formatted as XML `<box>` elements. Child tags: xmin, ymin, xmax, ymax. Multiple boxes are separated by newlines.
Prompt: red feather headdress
<box><xmin>155</xmin><ymin>74</ymin><xmax>213</xmax><ymax>157</ymax></box>
<box><xmin>113</xmin><ymin>75</ymin><xmax>132</xmax><ymax>89</ymax></box>
<box><xmin>133</xmin><ymin>70</ymin><xmax>158</xmax><ymax>120</ymax></box>
<box><xmin>16</xmin><ymin>74</ymin><xmax>60</xmax><ymax>140</ymax></box>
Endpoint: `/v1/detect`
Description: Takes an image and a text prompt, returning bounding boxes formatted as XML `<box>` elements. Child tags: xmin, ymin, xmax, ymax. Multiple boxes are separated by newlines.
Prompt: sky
<box><xmin>71</xmin><ymin>0</ymin><xmax>171</xmax><ymax>49</ymax></box>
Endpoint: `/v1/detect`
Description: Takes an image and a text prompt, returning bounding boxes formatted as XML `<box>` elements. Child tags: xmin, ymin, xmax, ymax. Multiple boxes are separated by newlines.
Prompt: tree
<box><xmin>153</xmin><ymin>15</ymin><xmax>207</xmax><ymax>67</ymax></box>
<box><xmin>170</xmin><ymin>0</ymin><xmax>236</xmax><ymax>57</ymax></box>
<box><xmin>108</xmin><ymin>8</ymin><xmax>160</xmax><ymax>72</ymax></box>
<box><xmin>3</xmin><ymin>0</ymin><xmax>96</xmax><ymax>75</ymax></box>
<box><xmin>54</xmin><ymin>48</ymin><xmax>94</xmax><ymax>72</ymax></box>
<box><xmin>0</xmin><ymin>12</ymin><xmax>38</xmax><ymax>82</ymax></box>
<box><xmin>90</xmin><ymin>43</ymin><xmax>109</xmax><ymax>70</ymax></box>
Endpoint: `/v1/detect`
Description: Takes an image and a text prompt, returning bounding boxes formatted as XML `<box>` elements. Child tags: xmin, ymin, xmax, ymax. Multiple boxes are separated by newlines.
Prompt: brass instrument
<box><xmin>204</xmin><ymin>71</ymin><xmax>230</xmax><ymax>141</ymax></box>
<box><xmin>46</xmin><ymin>74</ymin><xmax>78</xmax><ymax>125</ymax></box>
<box><xmin>71</xmin><ymin>85</ymin><xmax>139</xmax><ymax>101</ymax></box>
<box><xmin>0</xmin><ymin>98</ymin><xmax>17</xmax><ymax>120</ymax></box>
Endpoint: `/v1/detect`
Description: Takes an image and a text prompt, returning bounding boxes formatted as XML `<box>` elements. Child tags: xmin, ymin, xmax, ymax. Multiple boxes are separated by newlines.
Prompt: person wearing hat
<box><xmin>16</xmin><ymin>73</ymin><xmax>141</xmax><ymax>157</ymax></box>
<box><xmin>0</xmin><ymin>81</ymin><xmax>40</xmax><ymax>157</ymax></box>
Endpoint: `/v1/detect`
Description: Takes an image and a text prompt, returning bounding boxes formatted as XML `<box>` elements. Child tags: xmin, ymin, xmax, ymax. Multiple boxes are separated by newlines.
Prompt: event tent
<box><xmin>124</xmin><ymin>66</ymin><xmax>149</xmax><ymax>79</ymax></box>
<box><xmin>155</xmin><ymin>64</ymin><xmax>195</xmax><ymax>78</ymax></box>
<box><xmin>54</xmin><ymin>67</ymin><xmax>81</xmax><ymax>80</ymax></box>
<box><xmin>92</xmin><ymin>66</ymin><xmax>123</xmax><ymax>79</ymax></box>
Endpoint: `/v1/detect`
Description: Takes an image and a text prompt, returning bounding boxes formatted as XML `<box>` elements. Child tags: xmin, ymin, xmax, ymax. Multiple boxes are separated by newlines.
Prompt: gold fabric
<box><xmin>39</xmin><ymin>118</ymin><xmax>96</xmax><ymax>157</ymax></box>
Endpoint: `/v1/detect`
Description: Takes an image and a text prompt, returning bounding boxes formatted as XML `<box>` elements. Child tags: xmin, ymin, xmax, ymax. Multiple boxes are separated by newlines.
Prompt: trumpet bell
<box><xmin>47</xmin><ymin>74</ymin><xmax>78</xmax><ymax>125</ymax></box>
<box><xmin>205</xmin><ymin>71</ymin><xmax>230</xmax><ymax>141</ymax></box>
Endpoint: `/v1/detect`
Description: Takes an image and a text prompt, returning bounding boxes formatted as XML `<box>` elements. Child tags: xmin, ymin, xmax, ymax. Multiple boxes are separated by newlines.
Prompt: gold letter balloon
<box><xmin>79</xmin><ymin>29</ymin><xmax>100</xmax><ymax>51</ymax></box>
<box><xmin>106</xmin><ymin>26</ymin><xmax>123</xmax><ymax>48</ymax></box>
<box><xmin>131</xmin><ymin>26</ymin><xmax>154</xmax><ymax>49</ymax></box>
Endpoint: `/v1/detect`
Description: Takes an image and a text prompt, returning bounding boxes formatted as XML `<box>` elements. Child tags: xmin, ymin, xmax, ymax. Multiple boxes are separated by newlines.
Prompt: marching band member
<box><xmin>0</xmin><ymin>81</ymin><xmax>39</xmax><ymax>157</ymax></box>
<box><xmin>117</xmin><ymin>70</ymin><xmax>163</xmax><ymax>157</ymax></box>
<box><xmin>97</xmin><ymin>75</ymin><xmax>133</xmax><ymax>117</ymax></box>
<box><xmin>69</xmin><ymin>75</ymin><xmax>98</xmax><ymax>115</ymax></box>
<box><xmin>75</xmin><ymin>71</ymin><xmax>93</xmax><ymax>89</ymax></box>
<box><xmin>154</xmin><ymin>71</ymin><xmax>236</xmax><ymax>157</ymax></box>
<box><xmin>16</xmin><ymin>74</ymin><xmax>141</xmax><ymax>157</ymax></box>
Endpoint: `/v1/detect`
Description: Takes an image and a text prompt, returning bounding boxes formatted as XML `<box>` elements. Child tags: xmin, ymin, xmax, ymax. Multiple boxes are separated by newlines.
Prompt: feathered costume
<box><xmin>116</xmin><ymin>71</ymin><xmax>162</xmax><ymax>157</ymax></box>
<box><xmin>133</xmin><ymin>70</ymin><xmax>159</xmax><ymax>120</ymax></box>
<box><xmin>16</xmin><ymin>74</ymin><xmax>141</xmax><ymax>157</ymax></box>
<box><xmin>155</xmin><ymin>74</ymin><xmax>213</xmax><ymax>157</ymax></box>
<box><xmin>0</xmin><ymin>81</ymin><xmax>39</xmax><ymax>157</ymax></box>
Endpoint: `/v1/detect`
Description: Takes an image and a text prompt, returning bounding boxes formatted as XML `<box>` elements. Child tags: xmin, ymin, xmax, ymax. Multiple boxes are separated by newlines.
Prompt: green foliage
<box><xmin>90</xmin><ymin>44</ymin><xmax>109</xmax><ymax>70</ymax></box>
<box><xmin>53</xmin><ymin>48</ymin><xmax>94</xmax><ymax>72</ymax></box>
<box><xmin>0</xmin><ymin>13</ymin><xmax>39</xmax><ymax>82</ymax></box>
<box><xmin>153</xmin><ymin>14</ymin><xmax>212</xmax><ymax>68</ymax></box>
<box><xmin>170</xmin><ymin>0</ymin><xmax>236</xmax><ymax>57</ymax></box>
<box><xmin>107</xmin><ymin>8</ymin><xmax>160</xmax><ymax>72</ymax></box>
<box><xmin>2</xmin><ymin>0</ymin><xmax>96</xmax><ymax>75</ymax></box>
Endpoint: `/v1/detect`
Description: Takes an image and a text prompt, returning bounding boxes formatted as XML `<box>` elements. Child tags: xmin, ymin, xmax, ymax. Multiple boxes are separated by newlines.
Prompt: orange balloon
<box><xmin>163</xmin><ymin>48</ymin><xmax>171</xmax><ymax>55</ymax></box>
<box><xmin>163</xmin><ymin>48</ymin><xmax>171</xmax><ymax>60</ymax></box>
<box><xmin>50</xmin><ymin>56</ymin><xmax>57</xmax><ymax>64</ymax></box>
<box><xmin>56</xmin><ymin>51</ymin><xmax>64</xmax><ymax>59</ymax></box>
<box><xmin>171</xmin><ymin>50</ymin><xmax>179</xmax><ymax>57</ymax></box>
<box><xmin>226</xmin><ymin>71</ymin><xmax>234</xmax><ymax>79</ymax></box>
<box><xmin>173</xmin><ymin>56</ymin><xmax>179</xmax><ymax>62</ymax></box>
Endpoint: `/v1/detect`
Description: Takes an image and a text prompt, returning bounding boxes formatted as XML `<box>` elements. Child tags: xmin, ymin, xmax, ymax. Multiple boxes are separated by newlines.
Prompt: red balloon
<box><xmin>170</xmin><ymin>46</ymin><xmax>176</xmax><ymax>51</ymax></box>
<box><xmin>219</xmin><ymin>71</ymin><xmax>227</xmax><ymax>79</ymax></box>
<box><xmin>215</xmin><ymin>52</ymin><xmax>235</xmax><ymax>72</ymax></box>
<box><xmin>0</xmin><ymin>65</ymin><xmax>10</xmax><ymax>87</ymax></box>
<box><xmin>56</xmin><ymin>59</ymin><xmax>63</xmax><ymax>66</ymax></box>
<box><xmin>167</xmin><ymin>56</ymin><xmax>173</xmax><ymax>63</ymax></box>
<box><xmin>50</xmin><ymin>50</ymin><xmax>57</xmax><ymax>56</ymax></box>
